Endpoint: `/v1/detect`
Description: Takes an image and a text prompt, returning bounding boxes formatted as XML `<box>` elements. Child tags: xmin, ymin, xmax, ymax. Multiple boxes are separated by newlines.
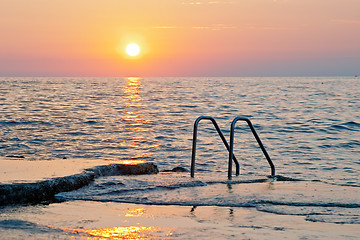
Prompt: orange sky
<box><xmin>0</xmin><ymin>0</ymin><xmax>359</xmax><ymax>77</ymax></box>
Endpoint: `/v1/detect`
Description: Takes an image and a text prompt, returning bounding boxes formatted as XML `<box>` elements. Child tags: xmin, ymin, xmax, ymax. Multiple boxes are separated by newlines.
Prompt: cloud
<box><xmin>251</xmin><ymin>26</ymin><xmax>295</xmax><ymax>31</ymax></box>
<box><xmin>181</xmin><ymin>1</ymin><xmax>235</xmax><ymax>5</ymax></box>
<box><xmin>193</xmin><ymin>24</ymin><xmax>236</xmax><ymax>30</ymax></box>
<box><xmin>331</xmin><ymin>19</ymin><xmax>360</xmax><ymax>24</ymax></box>
<box><xmin>152</xmin><ymin>26</ymin><xmax>184</xmax><ymax>29</ymax></box>
<box><xmin>153</xmin><ymin>24</ymin><xmax>236</xmax><ymax>31</ymax></box>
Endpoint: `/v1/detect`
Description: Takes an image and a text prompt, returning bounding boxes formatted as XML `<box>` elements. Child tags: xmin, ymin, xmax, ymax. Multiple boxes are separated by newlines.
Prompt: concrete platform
<box><xmin>0</xmin><ymin>157</ymin><xmax>113</xmax><ymax>184</ymax></box>
<box><xmin>0</xmin><ymin>157</ymin><xmax>157</xmax><ymax>206</ymax></box>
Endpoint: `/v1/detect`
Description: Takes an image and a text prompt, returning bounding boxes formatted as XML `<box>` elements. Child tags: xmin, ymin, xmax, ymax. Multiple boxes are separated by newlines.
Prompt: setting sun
<box><xmin>126</xmin><ymin>43</ymin><xmax>140</xmax><ymax>57</ymax></box>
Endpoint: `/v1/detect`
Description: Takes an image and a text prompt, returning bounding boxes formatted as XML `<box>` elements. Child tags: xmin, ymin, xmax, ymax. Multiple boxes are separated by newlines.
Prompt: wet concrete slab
<box><xmin>0</xmin><ymin>157</ymin><xmax>158</xmax><ymax>206</ymax></box>
<box><xmin>0</xmin><ymin>157</ymin><xmax>111</xmax><ymax>184</ymax></box>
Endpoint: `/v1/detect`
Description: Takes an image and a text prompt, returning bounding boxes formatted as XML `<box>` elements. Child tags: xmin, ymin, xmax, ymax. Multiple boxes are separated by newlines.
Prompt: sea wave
<box><xmin>0</xmin><ymin>120</ymin><xmax>53</xmax><ymax>126</ymax></box>
<box><xmin>330</xmin><ymin>122</ymin><xmax>360</xmax><ymax>131</ymax></box>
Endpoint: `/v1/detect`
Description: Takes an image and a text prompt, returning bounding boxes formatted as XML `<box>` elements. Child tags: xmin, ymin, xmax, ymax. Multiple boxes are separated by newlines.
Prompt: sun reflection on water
<box><xmin>53</xmin><ymin>205</ymin><xmax>174</xmax><ymax>239</ymax></box>
<box><xmin>63</xmin><ymin>225</ymin><xmax>173</xmax><ymax>239</ymax></box>
<box><xmin>123</xmin><ymin>77</ymin><xmax>144</xmax><ymax>108</ymax></box>
<box><xmin>119</xmin><ymin>77</ymin><xmax>161</xmax><ymax>159</ymax></box>
<box><xmin>125</xmin><ymin>207</ymin><xmax>145</xmax><ymax>217</ymax></box>
<box><xmin>85</xmin><ymin>226</ymin><xmax>167</xmax><ymax>239</ymax></box>
<box><xmin>113</xmin><ymin>159</ymin><xmax>147</xmax><ymax>165</ymax></box>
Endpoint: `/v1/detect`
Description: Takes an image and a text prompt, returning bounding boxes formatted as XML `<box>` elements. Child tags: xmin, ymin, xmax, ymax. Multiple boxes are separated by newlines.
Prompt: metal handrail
<box><xmin>190</xmin><ymin>116</ymin><xmax>276</xmax><ymax>180</ymax></box>
<box><xmin>191</xmin><ymin>116</ymin><xmax>240</xmax><ymax>178</ymax></box>
<box><xmin>228</xmin><ymin>117</ymin><xmax>275</xmax><ymax>179</ymax></box>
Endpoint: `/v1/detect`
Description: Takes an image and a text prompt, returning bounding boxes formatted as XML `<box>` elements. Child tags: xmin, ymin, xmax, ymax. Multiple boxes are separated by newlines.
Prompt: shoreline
<box><xmin>1</xmin><ymin>157</ymin><xmax>359</xmax><ymax>239</ymax></box>
<box><xmin>1</xmin><ymin>200</ymin><xmax>359</xmax><ymax>239</ymax></box>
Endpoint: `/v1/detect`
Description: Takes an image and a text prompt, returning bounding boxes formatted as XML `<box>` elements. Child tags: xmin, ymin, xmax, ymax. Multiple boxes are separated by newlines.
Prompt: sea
<box><xmin>0</xmin><ymin>77</ymin><xmax>359</xmax><ymax>229</ymax></box>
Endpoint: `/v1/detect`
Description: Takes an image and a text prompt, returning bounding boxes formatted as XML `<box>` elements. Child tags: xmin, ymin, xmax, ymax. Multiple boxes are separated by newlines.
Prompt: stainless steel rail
<box><xmin>191</xmin><ymin>116</ymin><xmax>275</xmax><ymax>180</ymax></box>
<box><xmin>190</xmin><ymin>116</ymin><xmax>240</xmax><ymax>178</ymax></box>
<box><xmin>228</xmin><ymin>117</ymin><xmax>275</xmax><ymax>179</ymax></box>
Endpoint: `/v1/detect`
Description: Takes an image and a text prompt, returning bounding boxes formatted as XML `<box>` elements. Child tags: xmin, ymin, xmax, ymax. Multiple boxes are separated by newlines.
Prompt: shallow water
<box><xmin>1</xmin><ymin>77</ymin><xmax>359</xmax><ymax>228</ymax></box>
<box><xmin>1</xmin><ymin>200</ymin><xmax>359</xmax><ymax>240</ymax></box>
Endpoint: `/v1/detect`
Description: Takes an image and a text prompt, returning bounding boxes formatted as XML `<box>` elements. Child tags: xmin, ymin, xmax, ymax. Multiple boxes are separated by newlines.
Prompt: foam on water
<box><xmin>54</xmin><ymin>171</ymin><xmax>360</xmax><ymax>224</ymax></box>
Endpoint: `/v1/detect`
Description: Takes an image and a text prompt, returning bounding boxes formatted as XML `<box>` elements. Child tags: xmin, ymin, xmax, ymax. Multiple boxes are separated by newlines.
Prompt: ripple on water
<box><xmin>0</xmin><ymin>77</ymin><xmax>359</xmax><ymax>186</ymax></box>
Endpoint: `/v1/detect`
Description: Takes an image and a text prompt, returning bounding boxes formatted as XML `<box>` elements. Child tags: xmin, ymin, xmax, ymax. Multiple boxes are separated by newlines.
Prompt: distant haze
<box><xmin>0</xmin><ymin>0</ymin><xmax>359</xmax><ymax>77</ymax></box>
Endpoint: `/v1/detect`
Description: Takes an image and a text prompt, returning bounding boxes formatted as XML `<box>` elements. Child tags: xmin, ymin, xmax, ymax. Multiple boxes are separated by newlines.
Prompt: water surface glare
<box><xmin>1</xmin><ymin>77</ymin><xmax>358</xmax><ymax>186</ymax></box>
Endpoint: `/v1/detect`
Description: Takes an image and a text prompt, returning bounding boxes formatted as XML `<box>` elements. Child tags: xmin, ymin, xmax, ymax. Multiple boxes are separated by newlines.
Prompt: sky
<box><xmin>0</xmin><ymin>0</ymin><xmax>359</xmax><ymax>77</ymax></box>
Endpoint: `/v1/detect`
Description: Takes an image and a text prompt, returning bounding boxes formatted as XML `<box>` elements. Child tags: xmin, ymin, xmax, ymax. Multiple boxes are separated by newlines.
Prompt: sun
<box><xmin>126</xmin><ymin>43</ymin><xmax>140</xmax><ymax>57</ymax></box>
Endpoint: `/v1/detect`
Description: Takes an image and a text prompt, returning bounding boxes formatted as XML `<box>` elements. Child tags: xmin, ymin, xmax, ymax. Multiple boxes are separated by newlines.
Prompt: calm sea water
<box><xmin>1</xmin><ymin>77</ymin><xmax>359</xmax><ymax>184</ymax></box>
<box><xmin>0</xmin><ymin>77</ymin><xmax>359</xmax><ymax>227</ymax></box>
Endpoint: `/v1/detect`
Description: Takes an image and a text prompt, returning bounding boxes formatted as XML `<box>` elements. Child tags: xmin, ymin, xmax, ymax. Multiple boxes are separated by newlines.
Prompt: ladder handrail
<box><xmin>191</xmin><ymin>116</ymin><xmax>240</xmax><ymax>178</ymax></box>
<box><xmin>228</xmin><ymin>117</ymin><xmax>275</xmax><ymax>179</ymax></box>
